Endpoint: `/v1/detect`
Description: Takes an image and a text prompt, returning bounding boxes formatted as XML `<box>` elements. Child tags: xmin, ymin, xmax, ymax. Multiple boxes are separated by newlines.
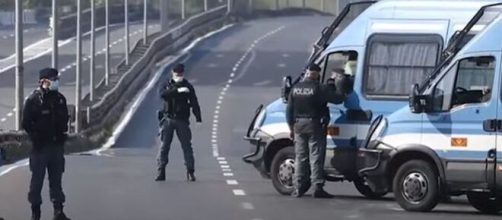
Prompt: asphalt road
<box><xmin>0</xmin><ymin>24</ymin><xmax>50</xmax><ymax>59</ymax></box>
<box><xmin>0</xmin><ymin>21</ymin><xmax>161</xmax><ymax>130</ymax></box>
<box><xmin>0</xmin><ymin>16</ymin><xmax>500</xmax><ymax>220</ymax></box>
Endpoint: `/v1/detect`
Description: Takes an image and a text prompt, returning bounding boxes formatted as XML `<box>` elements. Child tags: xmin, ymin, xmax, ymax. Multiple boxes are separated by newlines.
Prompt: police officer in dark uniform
<box><xmin>156</xmin><ymin>64</ymin><xmax>202</xmax><ymax>182</ymax></box>
<box><xmin>22</xmin><ymin>68</ymin><xmax>70</xmax><ymax>220</ymax></box>
<box><xmin>286</xmin><ymin>64</ymin><xmax>344</xmax><ymax>198</ymax></box>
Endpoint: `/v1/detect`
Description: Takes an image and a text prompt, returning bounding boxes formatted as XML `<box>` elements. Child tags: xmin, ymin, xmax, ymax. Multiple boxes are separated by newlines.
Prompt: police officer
<box><xmin>286</xmin><ymin>64</ymin><xmax>344</xmax><ymax>198</ymax></box>
<box><xmin>156</xmin><ymin>64</ymin><xmax>202</xmax><ymax>182</ymax></box>
<box><xmin>22</xmin><ymin>68</ymin><xmax>70</xmax><ymax>220</ymax></box>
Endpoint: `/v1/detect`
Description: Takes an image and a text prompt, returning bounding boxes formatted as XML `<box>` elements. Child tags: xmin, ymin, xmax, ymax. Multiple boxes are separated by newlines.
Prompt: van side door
<box><xmin>424</xmin><ymin>53</ymin><xmax>500</xmax><ymax>190</ymax></box>
<box><xmin>495</xmin><ymin>54</ymin><xmax>502</xmax><ymax>192</ymax></box>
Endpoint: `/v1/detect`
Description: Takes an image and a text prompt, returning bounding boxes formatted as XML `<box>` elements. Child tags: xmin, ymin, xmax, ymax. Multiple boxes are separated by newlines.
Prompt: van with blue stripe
<box><xmin>243</xmin><ymin>0</ymin><xmax>497</xmax><ymax>198</ymax></box>
<box><xmin>359</xmin><ymin>3</ymin><xmax>502</xmax><ymax>213</ymax></box>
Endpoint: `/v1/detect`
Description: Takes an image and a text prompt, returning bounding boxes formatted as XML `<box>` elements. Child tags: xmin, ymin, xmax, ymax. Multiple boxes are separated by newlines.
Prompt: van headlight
<box><xmin>369</xmin><ymin>117</ymin><xmax>387</xmax><ymax>142</ymax></box>
<box><xmin>253</xmin><ymin>109</ymin><xmax>266</xmax><ymax>130</ymax></box>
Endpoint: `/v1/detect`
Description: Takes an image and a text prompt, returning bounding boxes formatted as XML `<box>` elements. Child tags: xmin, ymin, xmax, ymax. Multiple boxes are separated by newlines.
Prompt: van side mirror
<box><xmin>281</xmin><ymin>76</ymin><xmax>292</xmax><ymax>103</ymax></box>
<box><xmin>409</xmin><ymin>84</ymin><xmax>424</xmax><ymax>113</ymax></box>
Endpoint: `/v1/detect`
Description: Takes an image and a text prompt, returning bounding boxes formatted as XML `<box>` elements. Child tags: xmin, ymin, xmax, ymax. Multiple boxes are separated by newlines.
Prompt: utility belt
<box><xmin>157</xmin><ymin>110</ymin><xmax>184</xmax><ymax>123</ymax></box>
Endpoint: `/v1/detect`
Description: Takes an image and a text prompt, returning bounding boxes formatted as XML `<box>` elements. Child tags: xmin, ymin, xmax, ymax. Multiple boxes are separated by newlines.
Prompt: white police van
<box><xmin>359</xmin><ymin>3</ymin><xmax>502</xmax><ymax>213</ymax></box>
<box><xmin>243</xmin><ymin>0</ymin><xmax>497</xmax><ymax>197</ymax></box>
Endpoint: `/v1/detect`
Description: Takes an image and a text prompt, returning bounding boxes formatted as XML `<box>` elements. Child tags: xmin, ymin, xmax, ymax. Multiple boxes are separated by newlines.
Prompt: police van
<box><xmin>243</xmin><ymin>0</ymin><xmax>497</xmax><ymax>198</ymax></box>
<box><xmin>359</xmin><ymin>3</ymin><xmax>502</xmax><ymax>213</ymax></box>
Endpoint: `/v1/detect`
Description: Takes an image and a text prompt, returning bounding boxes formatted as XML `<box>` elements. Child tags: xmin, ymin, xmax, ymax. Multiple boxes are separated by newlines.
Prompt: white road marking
<box><xmin>226</xmin><ymin>179</ymin><xmax>238</xmax><ymax>185</ymax></box>
<box><xmin>282</xmin><ymin>53</ymin><xmax>289</xmax><ymax>58</ymax></box>
<box><xmin>216</xmin><ymin>157</ymin><xmax>225</xmax><ymax>161</ymax></box>
<box><xmin>253</xmin><ymin>80</ymin><xmax>271</xmax><ymax>86</ymax></box>
<box><xmin>232</xmin><ymin>189</ymin><xmax>246</xmax><ymax>196</ymax></box>
<box><xmin>224</xmin><ymin>173</ymin><xmax>234</xmax><ymax>177</ymax></box>
<box><xmin>218</xmin><ymin>161</ymin><xmax>228</xmax><ymax>164</ymax></box>
<box><xmin>208</xmin><ymin>63</ymin><xmax>217</xmax><ymax>68</ymax></box>
<box><xmin>278</xmin><ymin>63</ymin><xmax>286</xmax><ymax>68</ymax></box>
<box><xmin>241</xmin><ymin>202</ymin><xmax>255</xmax><ymax>210</ymax></box>
<box><xmin>0</xmin><ymin>118</ymin><xmax>6</xmax><ymax>122</ymax></box>
<box><xmin>0</xmin><ymin>160</ymin><xmax>29</xmax><ymax>177</ymax></box>
<box><xmin>6</xmin><ymin>112</ymin><xmax>13</xmax><ymax>117</ymax></box>
<box><xmin>222</xmin><ymin>168</ymin><xmax>232</xmax><ymax>172</ymax></box>
<box><xmin>216</xmin><ymin>54</ymin><xmax>224</xmax><ymax>58</ymax></box>
<box><xmin>221</xmin><ymin>165</ymin><xmax>230</xmax><ymax>169</ymax></box>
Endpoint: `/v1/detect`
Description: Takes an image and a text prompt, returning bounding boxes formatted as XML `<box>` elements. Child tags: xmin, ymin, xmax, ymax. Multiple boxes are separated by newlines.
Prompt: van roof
<box><xmin>325</xmin><ymin>0</ymin><xmax>497</xmax><ymax>51</ymax></box>
<box><xmin>450</xmin><ymin>5</ymin><xmax>502</xmax><ymax>55</ymax></box>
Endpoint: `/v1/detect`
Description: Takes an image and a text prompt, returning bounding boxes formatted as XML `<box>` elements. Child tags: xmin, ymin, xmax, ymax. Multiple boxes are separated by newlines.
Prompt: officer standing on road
<box><xmin>156</xmin><ymin>63</ymin><xmax>202</xmax><ymax>182</ymax></box>
<box><xmin>22</xmin><ymin>68</ymin><xmax>70</xmax><ymax>220</ymax></box>
<box><xmin>286</xmin><ymin>64</ymin><xmax>344</xmax><ymax>198</ymax></box>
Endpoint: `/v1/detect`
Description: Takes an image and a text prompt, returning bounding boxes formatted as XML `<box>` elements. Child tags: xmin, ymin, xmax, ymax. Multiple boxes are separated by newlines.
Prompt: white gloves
<box><xmin>177</xmin><ymin>87</ymin><xmax>190</xmax><ymax>93</ymax></box>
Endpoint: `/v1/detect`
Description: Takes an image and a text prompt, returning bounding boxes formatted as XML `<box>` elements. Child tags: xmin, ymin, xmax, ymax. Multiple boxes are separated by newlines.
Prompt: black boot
<box><xmin>187</xmin><ymin>170</ymin><xmax>196</xmax><ymax>182</ymax></box>
<box><xmin>291</xmin><ymin>182</ymin><xmax>311</xmax><ymax>198</ymax></box>
<box><xmin>31</xmin><ymin>206</ymin><xmax>41</xmax><ymax>220</ymax></box>
<box><xmin>312</xmin><ymin>186</ymin><xmax>335</xmax><ymax>199</ymax></box>
<box><xmin>53</xmin><ymin>206</ymin><xmax>71</xmax><ymax>220</ymax></box>
<box><xmin>155</xmin><ymin>168</ymin><xmax>166</xmax><ymax>181</ymax></box>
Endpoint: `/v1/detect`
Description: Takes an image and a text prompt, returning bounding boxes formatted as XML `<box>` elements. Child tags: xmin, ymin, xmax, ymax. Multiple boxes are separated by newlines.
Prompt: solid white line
<box><xmin>232</xmin><ymin>189</ymin><xmax>246</xmax><ymax>196</ymax></box>
<box><xmin>224</xmin><ymin>173</ymin><xmax>234</xmax><ymax>177</ymax></box>
<box><xmin>0</xmin><ymin>159</ymin><xmax>29</xmax><ymax>177</ymax></box>
<box><xmin>226</xmin><ymin>179</ymin><xmax>238</xmax><ymax>185</ymax></box>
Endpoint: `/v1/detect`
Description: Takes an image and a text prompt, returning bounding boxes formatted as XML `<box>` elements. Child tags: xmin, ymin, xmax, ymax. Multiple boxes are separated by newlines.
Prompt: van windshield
<box><xmin>421</xmin><ymin>3</ymin><xmax>502</xmax><ymax>91</ymax></box>
<box><xmin>306</xmin><ymin>1</ymin><xmax>375</xmax><ymax>66</ymax></box>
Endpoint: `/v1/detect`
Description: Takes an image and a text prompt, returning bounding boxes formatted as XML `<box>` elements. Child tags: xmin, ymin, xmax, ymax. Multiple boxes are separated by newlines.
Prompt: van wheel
<box><xmin>467</xmin><ymin>192</ymin><xmax>502</xmax><ymax>214</ymax></box>
<box><xmin>270</xmin><ymin>147</ymin><xmax>296</xmax><ymax>195</ymax></box>
<box><xmin>393</xmin><ymin>160</ymin><xmax>439</xmax><ymax>212</ymax></box>
<box><xmin>354</xmin><ymin>178</ymin><xmax>387</xmax><ymax>199</ymax></box>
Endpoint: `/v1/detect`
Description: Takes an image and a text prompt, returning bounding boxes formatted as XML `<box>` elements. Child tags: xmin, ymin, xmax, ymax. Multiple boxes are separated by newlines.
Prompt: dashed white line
<box><xmin>278</xmin><ymin>63</ymin><xmax>286</xmax><ymax>68</ymax></box>
<box><xmin>232</xmin><ymin>189</ymin><xmax>246</xmax><ymax>196</ymax></box>
<box><xmin>0</xmin><ymin>118</ymin><xmax>6</xmax><ymax>122</ymax></box>
<box><xmin>221</xmin><ymin>165</ymin><xmax>230</xmax><ymax>169</ymax></box>
<box><xmin>222</xmin><ymin>168</ymin><xmax>232</xmax><ymax>172</ymax></box>
<box><xmin>241</xmin><ymin>202</ymin><xmax>255</xmax><ymax>210</ymax></box>
<box><xmin>223</xmin><ymin>173</ymin><xmax>234</xmax><ymax>177</ymax></box>
<box><xmin>226</xmin><ymin>179</ymin><xmax>239</xmax><ymax>185</ymax></box>
<box><xmin>6</xmin><ymin>112</ymin><xmax>13</xmax><ymax>117</ymax></box>
<box><xmin>218</xmin><ymin>161</ymin><xmax>228</xmax><ymax>164</ymax></box>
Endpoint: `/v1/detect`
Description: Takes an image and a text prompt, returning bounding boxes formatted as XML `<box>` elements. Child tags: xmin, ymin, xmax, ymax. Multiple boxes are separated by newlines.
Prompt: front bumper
<box><xmin>357</xmin><ymin>140</ymin><xmax>393</xmax><ymax>194</ymax></box>
<box><xmin>242</xmin><ymin>131</ymin><xmax>270</xmax><ymax>178</ymax></box>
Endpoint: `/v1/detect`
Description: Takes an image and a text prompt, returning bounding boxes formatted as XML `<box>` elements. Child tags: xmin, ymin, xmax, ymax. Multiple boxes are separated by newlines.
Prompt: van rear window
<box><xmin>364</xmin><ymin>34</ymin><xmax>443</xmax><ymax>99</ymax></box>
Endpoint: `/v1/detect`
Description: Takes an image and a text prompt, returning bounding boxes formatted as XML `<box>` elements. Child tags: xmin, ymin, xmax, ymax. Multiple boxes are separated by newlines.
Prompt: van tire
<box><xmin>393</xmin><ymin>160</ymin><xmax>439</xmax><ymax>212</ymax></box>
<box><xmin>467</xmin><ymin>192</ymin><xmax>502</xmax><ymax>214</ymax></box>
<box><xmin>271</xmin><ymin>147</ymin><xmax>296</xmax><ymax>195</ymax></box>
<box><xmin>354</xmin><ymin>178</ymin><xmax>387</xmax><ymax>199</ymax></box>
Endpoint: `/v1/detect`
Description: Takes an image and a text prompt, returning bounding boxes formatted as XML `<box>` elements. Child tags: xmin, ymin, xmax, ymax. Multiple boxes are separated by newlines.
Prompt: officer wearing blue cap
<box><xmin>22</xmin><ymin>68</ymin><xmax>70</xmax><ymax>220</ymax></box>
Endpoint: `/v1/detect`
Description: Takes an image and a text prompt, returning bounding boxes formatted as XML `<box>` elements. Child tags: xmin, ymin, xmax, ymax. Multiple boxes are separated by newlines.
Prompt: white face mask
<box><xmin>173</xmin><ymin>76</ymin><xmax>184</xmax><ymax>83</ymax></box>
<box><xmin>49</xmin><ymin>80</ymin><xmax>59</xmax><ymax>91</ymax></box>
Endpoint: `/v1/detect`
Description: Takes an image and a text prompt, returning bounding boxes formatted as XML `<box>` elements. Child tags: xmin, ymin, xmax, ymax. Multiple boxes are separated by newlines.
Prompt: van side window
<box><xmin>432</xmin><ymin>56</ymin><xmax>495</xmax><ymax>111</ymax></box>
<box><xmin>322</xmin><ymin>51</ymin><xmax>358</xmax><ymax>83</ymax></box>
<box><xmin>452</xmin><ymin>56</ymin><xmax>495</xmax><ymax>107</ymax></box>
<box><xmin>365</xmin><ymin>34</ymin><xmax>442</xmax><ymax>98</ymax></box>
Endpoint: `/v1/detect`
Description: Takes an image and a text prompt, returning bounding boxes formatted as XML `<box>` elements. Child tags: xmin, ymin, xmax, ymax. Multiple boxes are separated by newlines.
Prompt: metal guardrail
<box><xmin>0</xmin><ymin>5</ymin><xmax>229</xmax><ymax>163</ymax></box>
<box><xmin>83</xmin><ymin>5</ymin><xmax>227</xmax><ymax>131</ymax></box>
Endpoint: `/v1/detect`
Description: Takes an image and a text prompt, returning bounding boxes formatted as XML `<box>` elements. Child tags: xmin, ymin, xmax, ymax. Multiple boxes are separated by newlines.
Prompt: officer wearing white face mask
<box><xmin>22</xmin><ymin>68</ymin><xmax>70</xmax><ymax>220</ymax></box>
<box><xmin>156</xmin><ymin>64</ymin><xmax>202</xmax><ymax>182</ymax></box>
